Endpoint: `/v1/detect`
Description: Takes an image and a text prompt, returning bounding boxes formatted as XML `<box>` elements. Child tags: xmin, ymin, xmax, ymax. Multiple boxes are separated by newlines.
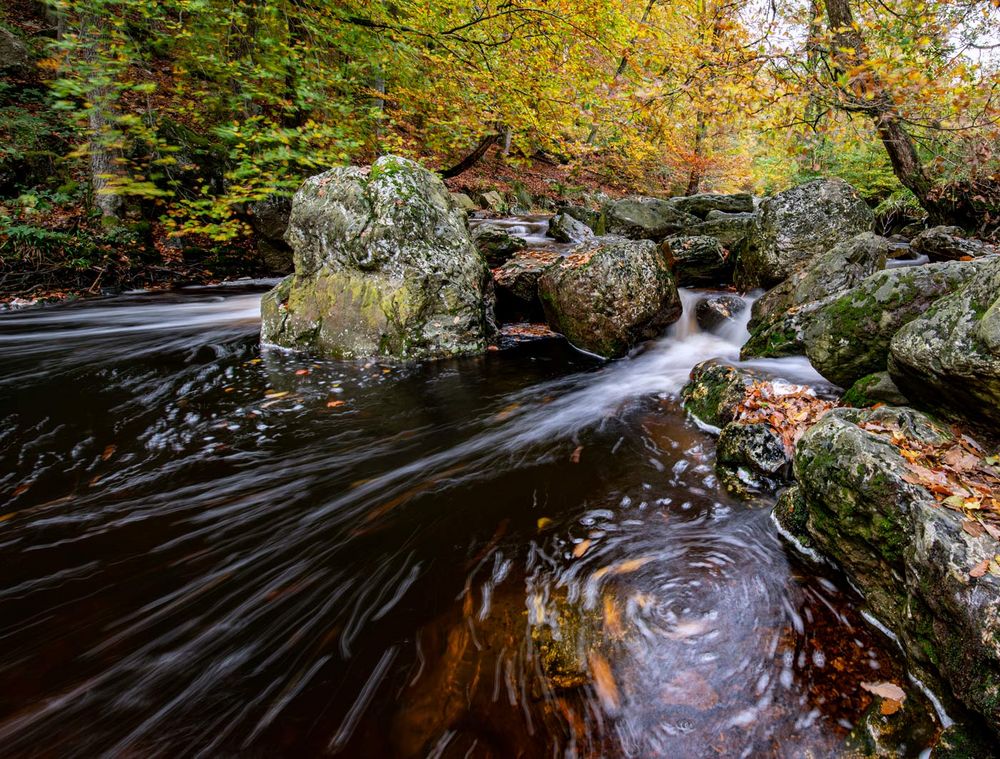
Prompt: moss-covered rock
<box><xmin>538</xmin><ymin>238</ymin><xmax>681</xmax><ymax>357</ymax></box>
<box><xmin>794</xmin><ymin>406</ymin><xmax>1000</xmax><ymax>737</ymax></box>
<box><xmin>842</xmin><ymin>372</ymin><xmax>909</xmax><ymax>408</ymax></box>
<box><xmin>261</xmin><ymin>155</ymin><xmax>491</xmax><ymax>360</ymax></box>
<box><xmin>669</xmin><ymin>192</ymin><xmax>754</xmax><ymax>218</ymax></box>
<box><xmin>737</xmin><ymin>178</ymin><xmax>875</xmax><ymax>289</ymax></box>
<box><xmin>694</xmin><ymin>293</ymin><xmax>747</xmax><ymax>332</ymax></box>
<box><xmin>910</xmin><ymin>226</ymin><xmax>998</xmax><ymax>262</ymax></box>
<box><xmin>680</xmin><ymin>360</ymin><xmax>756</xmax><ymax>428</ymax></box>
<box><xmin>662</xmin><ymin>235</ymin><xmax>730</xmax><ymax>285</ymax></box>
<box><xmin>804</xmin><ymin>259</ymin><xmax>985</xmax><ymax>388</ymax></box>
<box><xmin>547</xmin><ymin>211</ymin><xmax>595</xmax><ymax>244</ymax></box>
<box><xmin>602</xmin><ymin>196</ymin><xmax>700</xmax><ymax>241</ymax></box>
<box><xmin>471</xmin><ymin>223</ymin><xmax>527</xmax><ymax>267</ymax></box>
<box><xmin>716</xmin><ymin>422</ymin><xmax>790</xmax><ymax>496</ymax></box>
<box><xmin>889</xmin><ymin>255</ymin><xmax>1000</xmax><ymax>432</ymax></box>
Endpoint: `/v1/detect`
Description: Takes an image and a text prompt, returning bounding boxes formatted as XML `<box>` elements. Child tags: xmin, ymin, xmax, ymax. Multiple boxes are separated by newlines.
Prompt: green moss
<box><xmin>842</xmin><ymin>373</ymin><xmax>880</xmax><ymax>407</ymax></box>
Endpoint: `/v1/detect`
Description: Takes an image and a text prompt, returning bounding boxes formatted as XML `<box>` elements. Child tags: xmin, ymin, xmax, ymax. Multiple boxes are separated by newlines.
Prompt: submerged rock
<box><xmin>538</xmin><ymin>239</ymin><xmax>681</xmax><ymax>358</ymax></box>
<box><xmin>547</xmin><ymin>211</ymin><xmax>595</xmax><ymax>244</ymax></box>
<box><xmin>260</xmin><ymin>155</ymin><xmax>491</xmax><ymax>360</ymax></box>
<box><xmin>910</xmin><ymin>225</ymin><xmax>998</xmax><ymax>262</ymax></box>
<box><xmin>792</xmin><ymin>406</ymin><xmax>1000</xmax><ymax>736</ymax></box>
<box><xmin>889</xmin><ymin>255</ymin><xmax>1000</xmax><ymax>431</ymax></box>
<box><xmin>472</xmin><ymin>224</ymin><xmax>527</xmax><ymax>267</ymax></box>
<box><xmin>695</xmin><ymin>294</ymin><xmax>746</xmax><ymax>332</ymax></box>
<box><xmin>742</xmin><ymin>233</ymin><xmax>889</xmax><ymax>359</ymax></box>
<box><xmin>804</xmin><ymin>259</ymin><xmax>986</xmax><ymax>388</ymax></box>
<box><xmin>738</xmin><ymin>178</ymin><xmax>874</xmax><ymax>288</ymax></box>
<box><xmin>602</xmin><ymin>197</ymin><xmax>700</xmax><ymax>242</ymax></box>
<box><xmin>662</xmin><ymin>235</ymin><xmax>730</xmax><ymax>285</ymax></box>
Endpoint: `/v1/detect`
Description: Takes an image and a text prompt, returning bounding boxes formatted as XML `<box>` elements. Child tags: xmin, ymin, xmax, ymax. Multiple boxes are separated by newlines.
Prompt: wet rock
<box><xmin>843</xmin><ymin>684</ymin><xmax>939</xmax><ymax>758</ymax></box>
<box><xmin>773</xmin><ymin>485</ymin><xmax>811</xmax><ymax>547</ymax></box>
<box><xmin>557</xmin><ymin>204</ymin><xmax>603</xmax><ymax>234</ymax></box>
<box><xmin>669</xmin><ymin>192</ymin><xmax>754</xmax><ymax>219</ymax></box>
<box><xmin>662</xmin><ymin>235</ymin><xmax>730</xmax><ymax>286</ymax></box>
<box><xmin>547</xmin><ymin>211</ymin><xmax>595</xmax><ymax>244</ymax></box>
<box><xmin>0</xmin><ymin>27</ymin><xmax>32</xmax><ymax>77</ymax></box>
<box><xmin>472</xmin><ymin>224</ymin><xmax>527</xmax><ymax>267</ymax></box>
<box><xmin>449</xmin><ymin>192</ymin><xmax>478</xmax><ymax>213</ymax></box>
<box><xmin>737</xmin><ymin>178</ymin><xmax>875</xmax><ymax>288</ymax></box>
<box><xmin>510</xmin><ymin>181</ymin><xmax>533</xmax><ymax>214</ymax></box>
<box><xmin>716</xmin><ymin>422</ymin><xmax>790</xmax><ymax>495</ymax></box>
<box><xmin>889</xmin><ymin>255</ymin><xmax>1000</xmax><ymax>431</ymax></box>
<box><xmin>602</xmin><ymin>197</ymin><xmax>701</xmax><ymax>242</ymax></box>
<box><xmin>742</xmin><ymin>232</ymin><xmax>889</xmax><ymax>359</ymax></box>
<box><xmin>681</xmin><ymin>360</ymin><xmax>755</xmax><ymax>429</ymax></box>
<box><xmin>538</xmin><ymin>239</ymin><xmax>681</xmax><ymax>358</ymax></box>
<box><xmin>910</xmin><ymin>225</ymin><xmax>998</xmax><ymax>262</ymax></box>
<box><xmin>842</xmin><ymin>372</ymin><xmax>909</xmax><ymax>408</ymax></box>
<box><xmin>804</xmin><ymin>258</ymin><xmax>985</xmax><ymax>388</ymax></box>
<box><xmin>694</xmin><ymin>294</ymin><xmax>746</xmax><ymax>332</ymax></box>
<box><xmin>261</xmin><ymin>155</ymin><xmax>491</xmax><ymax>360</ymax></box>
<box><xmin>794</xmin><ymin>406</ymin><xmax>1000</xmax><ymax>735</ymax></box>
<box><xmin>492</xmin><ymin>250</ymin><xmax>561</xmax><ymax>321</ymax></box>
<box><xmin>686</xmin><ymin>213</ymin><xmax>755</xmax><ymax>256</ymax></box>
<box><xmin>258</xmin><ymin>239</ymin><xmax>294</xmax><ymax>275</ymax></box>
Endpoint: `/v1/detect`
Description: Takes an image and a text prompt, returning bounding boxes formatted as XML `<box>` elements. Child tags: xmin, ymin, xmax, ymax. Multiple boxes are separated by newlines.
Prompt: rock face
<box><xmin>492</xmin><ymin>250</ymin><xmax>560</xmax><ymax>321</ymax></box>
<box><xmin>538</xmin><ymin>239</ymin><xmax>681</xmax><ymax>358</ymax></box>
<box><xmin>742</xmin><ymin>233</ymin><xmax>889</xmax><ymax>359</ymax></box>
<box><xmin>248</xmin><ymin>195</ymin><xmax>293</xmax><ymax>274</ymax></box>
<box><xmin>910</xmin><ymin>226</ymin><xmax>998</xmax><ymax>262</ymax></box>
<box><xmin>695</xmin><ymin>294</ymin><xmax>746</xmax><ymax>332</ymax></box>
<box><xmin>791</xmin><ymin>406</ymin><xmax>1000</xmax><ymax>735</ymax></box>
<box><xmin>803</xmin><ymin>259</ymin><xmax>985</xmax><ymax>388</ymax></box>
<box><xmin>602</xmin><ymin>197</ymin><xmax>700</xmax><ymax>242</ymax></box>
<box><xmin>260</xmin><ymin>155</ymin><xmax>491</xmax><ymax>360</ymax></box>
<box><xmin>716</xmin><ymin>422</ymin><xmax>790</xmax><ymax>495</ymax></box>
<box><xmin>889</xmin><ymin>255</ymin><xmax>1000</xmax><ymax>430</ymax></box>
<box><xmin>662</xmin><ymin>235</ymin><xmax>730</xmax><ymax>285</ymax></box>
<box><xmin>0</xmin><ymin>27</ymin><xmax>31</xmax><ymax>77</ymax></box>
<box><xmin>738</xmin><ymin>179</ymin><xmax>874</xmax><ymax>288</ymax></box>
<box><xmin>669</xmin><ymin>192</ymin><xmax>754</xmax><ymax>218</ymax></box>
<box><xmin>471</xmin><ymin>224</ymin><xmax>527</xmax><ymax>267</ymax></box>
<box><xmin>547</xmin><ymin>211</ymin><xmax>594</xmax><ymax>244</ymax></box>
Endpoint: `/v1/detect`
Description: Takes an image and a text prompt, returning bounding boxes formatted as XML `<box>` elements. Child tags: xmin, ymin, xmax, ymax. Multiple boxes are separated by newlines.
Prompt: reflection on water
<box><xmin>0</xmin><ymin>283</ymin><xmax>932</xmax><ymax>756</ymax></box>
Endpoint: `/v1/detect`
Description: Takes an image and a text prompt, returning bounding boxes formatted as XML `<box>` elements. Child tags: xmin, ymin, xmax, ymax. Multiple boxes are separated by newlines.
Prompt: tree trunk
<box><xmin>439</xmin><ymin>133</ymin><xmax>499</xmax><ymax>179</ymax></box>
<box><xmin>686</xmin><ymin>111</ymin><xmax>707</xmax><ymax>195</ymax></box>
<box><xmin>81</xmin><ymin>14</ymin><xmax>123</xmax><ymax>219</ymax></box>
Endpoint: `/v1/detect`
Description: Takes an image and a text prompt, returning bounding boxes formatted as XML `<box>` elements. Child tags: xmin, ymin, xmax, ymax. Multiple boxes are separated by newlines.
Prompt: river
<box><xmin>0</xmin><ymin>234</ymin><xmax>936</xmax><ymax>756</ymax></box>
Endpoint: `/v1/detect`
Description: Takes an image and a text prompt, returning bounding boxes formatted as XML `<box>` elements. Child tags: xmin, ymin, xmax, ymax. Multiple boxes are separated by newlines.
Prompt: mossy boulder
<box><xmin>471</xmin><ymin>223</ymin><xmax>527</xmax><ymax>267</ymax></box>
<box><xmin>889</xmin><ymin>255</ymin><xmax>1000</xmax><ymax>431</ymax></box>
<box><xmin>737</xmin><ymin>178</ymin><xmax>874</xmax><ymax>288</ymax></box>
<box><xmin>261</xmin><ymin>155</ymin><xmax>491</xmax><ymax>360</ymax></box>
<box><xmin>741</xmin><ymin>232</ymin><xmax>889</xmax><ymax>359</ymax></box>
<box><xmin>602</xmin><ymin>197</ymin><xmax>700</xmax><ymax>242</ymax></box>
<box><xmin>804</xmin><ymin>259</ymin><xmax>986</xmax><ymax>388</ymax></box>
<box><xmin>910</xmin><ymin>226</ymin><xmax>998</xmax><ymax>262</ymax></box>
<box><xmin>681</xmin><ymin>360</ymin><xmax>756</xmax><ymax>428</ymax></box>
<box><xmin>662</xmin><ymin>235</ymin><xmax>730</xmax><ymax>285</ymax></box>
<box><xmin>547</xmin><ymin>211</ymin><xmax>595</xmax><ymax>244</ymax></box>
<box><xmin>492</xmin><ymin>250</ymin><xmax>561</xmax><ymax>321</ymax></box>
<box><xmin>538</xmin><ymin>238</ymin><xmax>681</xmax><ymax>357</ymax></box>
<box><xmin>716</xmin><ymin>422</ymin><xmax>790</xmax><ymax>496</ymax></box>
<box><xmin>842</xmin><ymin>372</ymin><xmax>908</xmax><ymax>408</ymax></box>
<box><xmin>669</xmin><ymin>192</ymin><xmax>754</xmax><ymax>219</ymax></box>
<box><xmin>794</xmin><ymin>406</ymin><xmax>1000</xmax><ymax>736</ymax></box>
<box><xmin>0</xmin><ymin>27</ymin><xmax>32</xmax><ymax>77</ymax></box>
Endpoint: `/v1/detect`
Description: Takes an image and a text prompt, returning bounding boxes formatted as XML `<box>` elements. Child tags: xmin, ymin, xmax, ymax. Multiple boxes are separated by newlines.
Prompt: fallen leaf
<box><xmin>588</xmin><ymin>652</ymin><xmax>620</xmax><ymax>712</ymax></box>
<box><xmin>326</xmin><ymin>400</ymin><xmax>346</xmax><ymax>408</ymax></box>
<box><xmin>970</xmin><ymin>559</ymin><xmax>990</xmax><ymax>578</ymax></box>
<box><xmin>861</xmin><ymin>681</ymin><xmax>906</xmax><ymax>702</ymax></box>
<box><xmin>295</xmin><ymin>369</ymin><xmax>310</xmax><ymax>376</ymax></box>
<box><xmin>963</xmin><ymin>520</ymin><xmax>986</xmax><ymax>538</ymax></box>
<box><xmin>101</xmin><ymin>445</ymin><xmax>116</xmax><ymax>461</ymax></box>
<box><xmin>537</xmin><ymin>517</ymin><xmax>554</xmax><ymax>531</ymax></box>
<box><xmin>264</xmin><ymin>390</ymin><xmax>289</xmax><ymax>399</ymax></box>
<box><xmin>880</xmin><ymin>698</ymin><xmax>903</xmax><ymax>715</ymax></box>
<box><xmin>571</xmin><ymin>446</ymin><xmax>583</xmax><ymax>464</ymax></box>
<box><xmin>573</xmin><ymin>539</ymin><xmax>592</xmax><ymax>558</ymax></box>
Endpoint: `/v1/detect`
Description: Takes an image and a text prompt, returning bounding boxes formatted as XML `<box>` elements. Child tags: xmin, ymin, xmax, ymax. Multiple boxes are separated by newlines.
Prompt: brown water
<box><xmin>0</xmin><ymin>281</ymin><xmax>937</xmax><ymax>757</ymax></box>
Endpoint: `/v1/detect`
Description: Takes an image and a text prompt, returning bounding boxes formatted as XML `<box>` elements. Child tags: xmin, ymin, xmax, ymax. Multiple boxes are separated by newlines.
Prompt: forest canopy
<box><xmin>4</xmin><ymin>0</ymin><xmax>1000</xmax><ymax>242</ymax></box>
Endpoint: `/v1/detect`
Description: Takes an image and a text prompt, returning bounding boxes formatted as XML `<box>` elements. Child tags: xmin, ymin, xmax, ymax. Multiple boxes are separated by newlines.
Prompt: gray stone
<box><xmin>737</xmin><ymin>178</ymin><xmax>875</xmax><ymax>288</ymax></box>
<box><xmin>472</xmin><ymin>224</ymin><xmax>527</xmax><ymax>267</ymax></box>
<box><xmin>538</xmin><ymin>238</ymin><xmax>681</xmax><ymax>358</ymax></box>
<box><xmin>602</xmin><ymin>197</ymin><xmax>701</xmax><ymax>241</ymax></box>
<box><xmin>547</xmin><ymin>211</ymin><xmax>594</xmax><ymax>244</ymax></box>
<box><xmin>449</xmin><ymin>192</ymin><xmax>478</xmax><ymax>213</ymax></box>
<box><xmin>669</xmin><ymin>192</ymin><xmax>754</xmax><ymax>219</ymax></box>
<box><xmin>742</xmin><ymin>233</ymin><xmax>889</xmax><ymax>359</ymax></box>
<box><xmin>478</xmin><ymin>190</ymin><xmax>507</xmax><ymax>214</ymax></box>
<box><xmin>804</xmin><ymin>259</ymin><xmax>986</xmax><ymax>388</ymax></box>
<box><xmin>681</xmin><ymin>360</ymin><xmax>756</xmax><ymax>428</ymax></box>
<box><xmin>717</xmin><ymin>422</ymin><xmax>790</xmax><ymax>495</ymax></box>
<box><xmin>492</xmin><ymin>250</ymin><xmax>561</xmax><ymax>319</ymax></box>
<box><xmin>890</xmin><ymin>255</ymin><xmax>1000</xmax><ymax>431</ymax></box>
<box><xmin>662</xmin><ymin>235</ymin><xmax>730</xmax><ymax>285</ymax></box>
<box><xmin>910</xmin><ymin>225</ymin><xmax>998</xmax><ymax>262</ymax></box>
<box><xmin>260</xmin><ymin>155</ymin><xmax>490</xmax><ymax>360</ymax></box>
<box><xmin>248</xmin><ymin>194</ymin><xmax>292</xmax><ymax>243</ymax></box>
<box><xmin>557</xmin><ymin>204</ymin><xmax>603</xmax><ymax>233</ymax></box>
<box><xmin>686</xmin><ymin>213</ymin><xmax>755</xmax><ymax>253</ymax></box>
<box><xmin>0</xmin><ymin>27</ymin><xmax>31</xmax><ymax>77</ymax></box>
<box><xmin>793</xmin><ymin>406</ymin><xmax>1000</xmax><ymax>735</ymax></box>
<box><xmin>842</xmin><ymin>372</ymin><xmax>909</xmax><ymax>408</ymax></box>
<box><xmin>695</xmin><ymin>294</ymin><xmax>747</xmax><ymax>332</ymax></box>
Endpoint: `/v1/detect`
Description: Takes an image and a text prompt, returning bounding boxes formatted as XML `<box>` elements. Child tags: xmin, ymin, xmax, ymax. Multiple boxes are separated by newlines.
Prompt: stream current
<box><xmin>0</xmin><ymin>224</ymin><xmax>936</xmax><ymax>757</ymax></box>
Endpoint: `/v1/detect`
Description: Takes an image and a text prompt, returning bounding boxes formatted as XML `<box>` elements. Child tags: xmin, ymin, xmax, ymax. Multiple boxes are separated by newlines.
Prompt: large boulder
<box><xmin>686</xmin><ymin>213</ymin><xmax>755</xmax><ymax>255</ymax></box>
<box><xmin>681</xmin><ymin>361</ymin><xmax>756</xmax><ymax>429</ymax></box>
<box><xmin>471</xmin><ymin>224</ymin><xmax>527</xmax><ymax>267</ymax></box>
<box><xmin>602</xmin><ymin>197</ymin><xmax>700</xmax><ymax>242</ymax></box>
<box><xmin>790</xmin><ymin>406</ymin><xmax>1000</xmax><ymax>736</ymax></box>
<box><xmin>492</xmin><ymin>250</ymin><xmax>560</xmax><ymax>321</ymax></box>
<box><xmin>538</xmin><ymin>239</ymin><xmax>681</xmax><ymax>357</ymax></box>
<box><xmin>741</xmin><ymin>233</ymin><xmax>889</xmax><ymax>359</ymax></box>
<box><xmin>803</xmin><ymin>259</ymin><xmax>986</xmax><ymax>388</ymax></box>
<box><xmin>910</xmin><ymin>226</ymin><xmax>998</xmax><ymax>262</ymax></box>
<box><xmin>669</xmin><ymin>192</ymin><xmax>754</xmax><ymax>219</ymax></box>
<box><xmin>556</xmin><ymin>204</ymin><xmax>604</xmax><ymax>234</ymax></box>
<box><xmin>662</xmin><ymin>235</ymin><xmax>730</xmax><ymax>285</ymax></box>
<box><xmin>695</xmin><ymin>294</ymin><xmax>747</xmax><ymax>332</ymax></box>
<box><xmin>260</xmin><ymin>156</ymin><xmax>491</xmax><ymax>360</ymax></box>
<box><xmin>547</xmin><ymin>211</ymin><xmax>595</xmax><ymax>244</ymax></box>
<box><xmin>0</xmin><ymin>27</ymin><xmax>32</xmax><ymax>77</ymax></box>
<box><xmin>737</xmin><ymin>178</ymin><xmax>875</xmax><ymax>288</ymax></box>
<box><xmin>889</xmin><ymin>255</ymin><xmax>1000</xmax><ymax>431</ymax></box>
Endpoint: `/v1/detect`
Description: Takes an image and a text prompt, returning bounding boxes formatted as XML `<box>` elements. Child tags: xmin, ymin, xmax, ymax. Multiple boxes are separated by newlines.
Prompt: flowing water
<box><xmin>0</xmin><ymin>233</ymin><xmax>937</xmax><ymax>756</ymax></box>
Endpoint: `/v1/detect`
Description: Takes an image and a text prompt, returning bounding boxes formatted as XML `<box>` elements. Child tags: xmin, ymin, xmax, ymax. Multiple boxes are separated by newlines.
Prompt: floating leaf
<box><xmin>861</xmin><ymin>681</ymin><xmax>906</xmax><ymax>702</ymax></box>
